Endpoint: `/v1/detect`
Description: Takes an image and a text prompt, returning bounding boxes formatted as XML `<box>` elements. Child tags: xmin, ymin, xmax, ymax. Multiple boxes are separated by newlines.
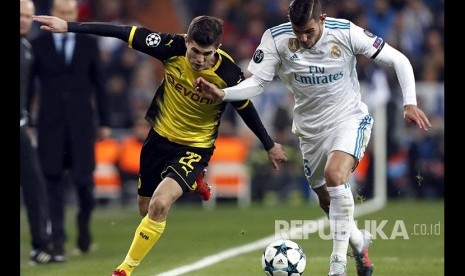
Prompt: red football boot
<box><xmin>111</xmin><ymin>269</ymin><xmax>127</xmax><ymax>276</ymax></box>
<box><xmin>194</xmin><ymin>169</ymin><xmax>211</xmax><ymax>201</ymax></box>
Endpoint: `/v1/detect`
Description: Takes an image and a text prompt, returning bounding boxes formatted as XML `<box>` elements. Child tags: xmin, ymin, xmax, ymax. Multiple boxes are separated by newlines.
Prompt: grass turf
<box><xmin>20</xmin><ymin>199</ymin><xmax>444</xmax><ymax>275</ymax></box>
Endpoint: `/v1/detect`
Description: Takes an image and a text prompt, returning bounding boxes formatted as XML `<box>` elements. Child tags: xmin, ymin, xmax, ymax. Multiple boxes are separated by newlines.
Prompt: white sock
<box><xmin>324</xmin><ymin>194</ymin><xmax>363</xmax><ymax>253</ymax></box>
<box><xmin>327</xmin><ymin>183</ymin><xmax>354</xmax><ymax>266</ymax></box>
<box><xmin>326</xmin><ymin>210</ymin><xmax>363</xmax><ymax>254</ymax></box>
<box><xmin>349</xmin><ymin>220</ymin><xmax>364</xmax><ymax>253</ymax></box>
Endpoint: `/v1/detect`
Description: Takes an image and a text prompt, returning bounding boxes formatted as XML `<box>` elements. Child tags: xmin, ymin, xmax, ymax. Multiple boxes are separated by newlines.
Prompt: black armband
<box><xmin>232</xmin><ymin>100</ymin><xmax>275</xmax><ymax>151</ymax></box>
<box><xmin>68</xmin><ymin>22</ymin><xmax>133</xmax><ymax>41</ymax></box>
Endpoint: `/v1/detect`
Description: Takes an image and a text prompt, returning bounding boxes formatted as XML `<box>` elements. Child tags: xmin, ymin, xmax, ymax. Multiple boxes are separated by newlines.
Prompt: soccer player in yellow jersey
<box><xmin>33</xmin><ymin>15</ymin><xmax>288</xmax><ymax>275</ymax></box>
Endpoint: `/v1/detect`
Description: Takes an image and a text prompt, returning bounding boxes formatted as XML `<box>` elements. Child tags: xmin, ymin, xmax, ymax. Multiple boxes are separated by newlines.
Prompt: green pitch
<box><xmin>20</xmin><ymin>199</ymin><xmax>444</xmax><ymax>275</ymax></box>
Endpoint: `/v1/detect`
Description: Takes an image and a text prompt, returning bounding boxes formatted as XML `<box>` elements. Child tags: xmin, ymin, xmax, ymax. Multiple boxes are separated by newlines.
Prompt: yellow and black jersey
<box><xmin>68</xmin><ymin>22</ymin><xmax>274</xmax><ymax>150</ymax></box>
<box><xmin>127</xmin><ymin>27</ymin><xmax>244</xmax><ymax>148</ymax></box>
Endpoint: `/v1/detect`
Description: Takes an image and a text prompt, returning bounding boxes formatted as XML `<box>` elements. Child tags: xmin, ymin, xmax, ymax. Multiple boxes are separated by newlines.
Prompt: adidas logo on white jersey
<box><xmin>290</xmin><ymin>53</ymin><xmax>300</xmax><ymax>61</ymax></box>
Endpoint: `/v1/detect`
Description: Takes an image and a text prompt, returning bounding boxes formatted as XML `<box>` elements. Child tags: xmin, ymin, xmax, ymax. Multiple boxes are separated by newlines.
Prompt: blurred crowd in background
<box><xmin>27</xmin><ymin>0</ymin><xmax>444</xmax><ymax>206</ymax></box>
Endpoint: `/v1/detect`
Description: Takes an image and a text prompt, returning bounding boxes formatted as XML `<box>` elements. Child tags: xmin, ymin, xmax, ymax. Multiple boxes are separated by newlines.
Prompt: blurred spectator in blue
<box><xmin>365</xmin><ymin>0</ymin><xmax>396</xmax><ymax>39</ymax></box>
<box><xmin>407</xmin><ymin>113</ymin><xmax>444</xmax><ymax>199</ymax></box>
<box><xmin>396</xmin><ymin>0</ymin><xmax>434</xmax><ymax>72</ymax></box>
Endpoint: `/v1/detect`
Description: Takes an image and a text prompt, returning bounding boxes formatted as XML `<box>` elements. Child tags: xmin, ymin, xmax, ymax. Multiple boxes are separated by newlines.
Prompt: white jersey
<box><xmin>248</xmin><ymin>17</ymin><xmax>386</xmax><ymax>138</ymax></box>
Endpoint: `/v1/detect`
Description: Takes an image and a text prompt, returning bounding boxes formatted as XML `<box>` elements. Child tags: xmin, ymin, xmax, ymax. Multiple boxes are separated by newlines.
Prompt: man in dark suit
<box><xmin>20</xmin><ymin>0</ymin><xmax>52</xmax><ymax>265</ymax></box>
<box><xmin>28</xmin><ymin>0</ymin><xmax>111</xmax><ymax>262</ymax></box>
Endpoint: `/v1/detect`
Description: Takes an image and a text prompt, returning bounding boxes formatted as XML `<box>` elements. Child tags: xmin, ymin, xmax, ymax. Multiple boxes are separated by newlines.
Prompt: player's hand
<box><xmin>194</xmin><ymin>77</ymin><xmax>226</xmax><ymax>101</ymax></box>
<box><xmin>403</xmin><ymin>104</ymin><xmax>432</xmax><ymax>131</ymax></box>
<box><xmin>32</xmin><ymin>15</ymin><xmax>68</xmax><ymax>33</ymax></box>
<box><xmin>267</xmin><ymin>142</ymin><xmax>288</xmax><ymax>171</ymax></box>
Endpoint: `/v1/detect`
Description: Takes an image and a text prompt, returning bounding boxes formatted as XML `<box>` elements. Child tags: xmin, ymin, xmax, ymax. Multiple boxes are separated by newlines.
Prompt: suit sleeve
<box><xmin>231</xmin><ymin>100</ymin><xmax>275</xmax><ymax>151</ymax></box>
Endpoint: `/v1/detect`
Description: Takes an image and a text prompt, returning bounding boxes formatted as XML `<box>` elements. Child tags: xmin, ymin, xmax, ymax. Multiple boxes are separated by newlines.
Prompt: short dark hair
<box><xmin>288</xmin><ymin>0</ymin><xmax>322</xmax><ymax>27</ymax></box>
<box><xmin>187</xmin><ymin>15</ymin><xmax>223</xmax><ymax>47</ymax></box>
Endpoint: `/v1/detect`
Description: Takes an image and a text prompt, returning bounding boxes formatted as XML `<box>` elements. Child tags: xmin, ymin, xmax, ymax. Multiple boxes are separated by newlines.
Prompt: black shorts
<box><xmin>138</xmin><ymin>128</ymin><xmax>214</xmax><ymax>197</ymax></box>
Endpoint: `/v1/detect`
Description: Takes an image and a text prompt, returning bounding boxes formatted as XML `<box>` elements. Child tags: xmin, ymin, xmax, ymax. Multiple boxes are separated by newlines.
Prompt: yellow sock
<box><xmin>116</xmin><ymin>215</ymin><xmax>166</xmax><ymax>275</ymax></box>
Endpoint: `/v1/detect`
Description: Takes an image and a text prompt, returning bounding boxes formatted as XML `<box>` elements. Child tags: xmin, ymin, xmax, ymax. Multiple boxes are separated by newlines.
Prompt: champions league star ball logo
<box><xmin>253</xmin><ymin>49</ymin><xmax>264</xmax><ymax>63</ymax></box>
<box><xmin>146</xmin><ymin>33</ymin><xmax>161</xmax><ymax>47</ymax></box>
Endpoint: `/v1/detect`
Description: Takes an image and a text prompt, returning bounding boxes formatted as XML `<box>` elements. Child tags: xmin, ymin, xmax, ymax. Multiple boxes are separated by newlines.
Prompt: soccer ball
<box><xmin>261</xmin><ymin>239</ymin><xmax>307</xmax><ymax>275</ymax></box>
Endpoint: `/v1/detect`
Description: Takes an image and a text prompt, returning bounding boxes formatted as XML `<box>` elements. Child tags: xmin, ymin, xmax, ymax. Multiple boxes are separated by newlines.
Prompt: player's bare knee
<box><xmin>324</xmin><ymin>167</ymin><xmax>347</xmax><ymax>187</ymax></box>
<box><xmin>149</xmin><ymin>197</ymin><xmax>171</xmax><ymax>215</ymax></box>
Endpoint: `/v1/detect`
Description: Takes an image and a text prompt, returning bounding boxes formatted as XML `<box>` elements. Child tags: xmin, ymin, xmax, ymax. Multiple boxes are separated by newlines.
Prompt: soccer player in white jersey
<box><xmin>196</xmin><ymin>0</ymin><xmax>432</xmax><ymax>275</ymax></box>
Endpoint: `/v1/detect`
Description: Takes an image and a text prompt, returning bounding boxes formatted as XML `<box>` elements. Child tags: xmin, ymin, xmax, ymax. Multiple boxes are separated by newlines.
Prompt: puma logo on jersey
<box><xmin>176</xmin><ymin>67</ymin><xmax>184</xmax><ymax>77</ymax></box>
<box><xmin>165</xmin><ymin>39</ymin><xmax>174</xmax><ymax>47</ymax></box>
<box><xmin>182</xmin><ymin>166</ymin><xmax>192</xmax><ymax>176</ymax></box>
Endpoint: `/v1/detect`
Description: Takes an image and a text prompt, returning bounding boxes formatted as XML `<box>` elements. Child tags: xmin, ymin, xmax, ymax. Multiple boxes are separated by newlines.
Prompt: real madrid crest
<box><xmin>288</xmin><ymin>38</ymin><xmax>299</xmax><ymax>52</ymax></box>
<box><xmin>330</xmin><ymin>45</ymin><xmax>341</xmax><ymax>59</ymax></box>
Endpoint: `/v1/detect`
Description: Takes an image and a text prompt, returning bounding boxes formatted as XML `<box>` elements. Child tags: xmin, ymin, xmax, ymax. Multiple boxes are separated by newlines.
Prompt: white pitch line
<box><xmin>155</xmin><ymin>199</ymin><xmax>385</xmax><ymax>276</ymax></box>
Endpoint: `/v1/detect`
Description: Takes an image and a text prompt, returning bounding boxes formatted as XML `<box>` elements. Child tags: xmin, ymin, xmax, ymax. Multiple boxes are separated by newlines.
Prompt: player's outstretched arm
<box><xmin>403</xmin><ymin>104</ymin><xmax>432</xmax><ymax>131</ymax></box>
<box><xmin>267</xmin><ymin>143</ymin><xmax>288</xmax><ymax>171</ymax></box>
<box><xmin>195</xmin><ymin>77</ymin><xmax>226</xmax><ymax>101</ymax></box>
<box><xmin>33</xmin><ymin>18</ymin><xmax>136</xmax><ymax>44</ymax></box>
<box><xmin>33</xmin><ymin>15</ymin><xmax>68</xmax><ymax>33</ymax></box>
<box><xmin>374</xmin><ymin>43</ymin><xmax>433</xmax><ymax>131</ymax></box>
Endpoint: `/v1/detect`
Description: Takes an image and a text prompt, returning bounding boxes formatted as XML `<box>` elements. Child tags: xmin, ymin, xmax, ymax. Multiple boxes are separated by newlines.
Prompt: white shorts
<box><xmin>300</xmin><ymin>115</ymin><xmax>373</xmax><ymax>189</ymax></box>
